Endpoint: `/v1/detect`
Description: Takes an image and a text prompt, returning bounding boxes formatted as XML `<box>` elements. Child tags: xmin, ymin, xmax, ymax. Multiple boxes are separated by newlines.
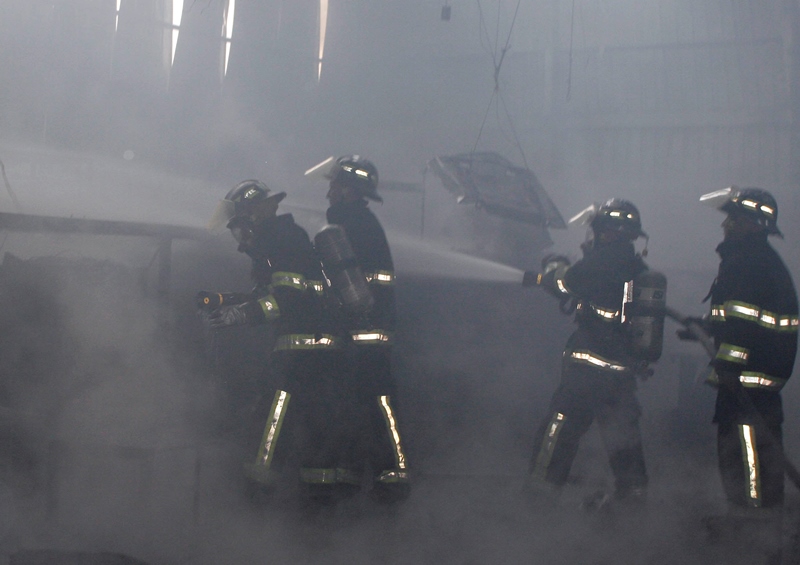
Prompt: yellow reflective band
<box><xmin>730</xmin><ymin>303</ymin><xmax>760</xmax><ymax>319</ymax></box>
<box><xmin>376</xmin><ymin>469</ymin><xmax>410</xmax><ymax>483</ymax></box>
<box><xmin>739</xmin><ymin>371</ymin><xmax>786</xmax><ymax>390</ymax></box>
<box><xmin>379</xmin><ymin>395</ymin><xmax>407</xmax><ymax>470</ymax></box>
<box><xmin>711</xmin><ymin>302</ymin><xmax>799</xmax><ymax>332</ymax></box>
<box><xmin>708</xmin><ymin>369</ymin><xmax>786</xmax><ymax>391</ymax></box>
<box><xmin>568</xmin><ymin>350</ymin><xmax>629</xmax><ymax>371</ymax></box>
<box><xmin>351</xmin><ymin>330</ymin><xmax>392</xmax><ymax>344</ymax></box>
<box><xmin>274</xmin><ymin>334</ymin><xmax>340</xmax><ymax>350</ymax></box>
<box><xmin>716</xmin><ymin>342</ymin><xmax>750</xmax><ymax>364</ymax></box>
<box><xmin>532</xmin><ymin>412</ymin><xmax>566</xmax><ymax>481</ymax></box>
<box><xmin>739</xmin><ymin>424</ymin><xmax>761</xmax><ymax>507</ymax></box>
<box><xmin>256</xmin><ymin>390</ymin><xmax>291</xmax><ymax>470</ymax></box>
<box><xmin>308</xmin><ymin>280</ymin><xmax>325</xmax><ymax>295</ymax></box>
<box><xmin>271</xmin><ymin>271</ymin><xmax>307</xmax><ymax>291</ymax></box>
<box><xmin>738</xmin><ymin>199</ymin><xmax>774</xmax><ymax>218</ymax></box>
<box><xmin>365</xmin><ymin>270</ymin><xmax>396</xmax><ymax>285</ymax></box>
<box><xmin>554</xmin><ymin>263</ymin><xmax>572</xmax><ymax>295</ymax></box>
<box><xmin>590</xmin><ymin>304</ymin><xmax>620</xmax><ymax>320</ymax></box>
<box><xmin>257</xmin><ymin>295</ymin><xmax>280</xmax><ymax>320</ymax></box>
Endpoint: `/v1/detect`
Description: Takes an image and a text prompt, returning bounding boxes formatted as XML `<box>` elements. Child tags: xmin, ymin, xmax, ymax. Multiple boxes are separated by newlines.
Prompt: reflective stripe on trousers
<box><xmin>377</xmin><ymin>395</ymin><xmax>409</xmax><ymax>482</ymax></box>
<box><xmin>531</xmin><ymin>412</ymin><xmax>566</xmax><ymax>481</ymax></box>
<box><xmin>739</xmin><ymin>424</ymin><xmax>762</xmax><ymax>508</ymax></box>
<box><xmin>254</xmin><ymin>390</ymin><xmax>291</xmax><ymax>473</ymax></box>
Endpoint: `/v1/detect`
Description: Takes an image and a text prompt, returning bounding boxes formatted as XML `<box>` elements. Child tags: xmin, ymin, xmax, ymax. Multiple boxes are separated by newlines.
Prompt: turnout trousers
<box><xmin>529</xmin><ymin>353</ymin><xmax>648</xmax><ymax>495</ymax></box>
<box><xmin>244</xmin><ymin>349</ymin><xmax>362</xmax><ymax>498</ymax></box>
<box><xmin>717</xmin><ymin>415</ymin><xmax>784</xmax><ymax>510</ymax></box>
<box><xmin>352</xmin><ymin>344</ymin><xmax>410</xmax><ymax>502</ymax></box>
<box><xmin>713</xmin><ymin>411</ymin><xmax>785</xmax><ymax>562</ymax></box>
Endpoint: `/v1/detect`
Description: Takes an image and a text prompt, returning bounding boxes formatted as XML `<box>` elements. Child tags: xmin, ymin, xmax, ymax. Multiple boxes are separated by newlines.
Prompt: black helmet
<box><xmin>590</xmin><ymin>199</ymin><xmax>646</xmax><ymax>239</ymax></box>
<box><xmin>700</xmin><ymin>186</ymin><xmax>781</xmax><ymax>236</ymax></box>
<box><xmin>207</xmin><ymin>180</ymin><xmax>286</xmax><ymax>231</ymax></box>
<box><xmin>225</xmin><ymin>180</ymin><xmax>272</xmax><ymax>216</ymax></box>
<box><xmin>327</xmin><ymin>155</ymin><xmax>381</xmax><ymax>202</ymax></box>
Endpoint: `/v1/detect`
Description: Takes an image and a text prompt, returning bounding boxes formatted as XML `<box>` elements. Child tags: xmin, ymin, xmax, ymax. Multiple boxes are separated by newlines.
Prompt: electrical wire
<box><xmin>0</xmin><ymin>158</ymin><xmax>23</xmax><ymax>212</ymax></box>
<box><xmin>566</xmin><ymin>0</ymin><xmax>576</xmax><ymax>101</ymax></box>
<box><xmin>471</xmin><ymin>0</ymin><xmax>528</xmax><ymax>170</ymax></box>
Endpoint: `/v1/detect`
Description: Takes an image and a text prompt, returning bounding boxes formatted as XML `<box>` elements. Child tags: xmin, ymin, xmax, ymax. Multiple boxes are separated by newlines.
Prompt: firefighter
<box><xmin>527</xmin><ymin>199</ymin><xmax>655</xmax><ymax>509</ymax></box>
<box><xmin>697</xmin><ymin>187</ymin><xmax>797</xmax><ymax>561</ymax></box>
<box><xmin>308</xmin><ymin>155</ymin><xmax>410</xmax><ymax>504</ymax></box>
<box><xmin>200</xmin><ymin>180</ymin><xmax>358</xmax><ymax>504</ymax></box>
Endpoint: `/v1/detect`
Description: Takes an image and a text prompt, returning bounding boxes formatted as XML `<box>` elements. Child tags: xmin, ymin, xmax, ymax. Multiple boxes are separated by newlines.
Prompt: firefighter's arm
<box><xmin>259</xmin><ymin>269</ymin><xmax>314</xmax><ymax>321</ymax></box>
<box><xmin>529</xmin><ymin>254</ymin><xmax>572</xmax><ymax>300</ymax></box>
<box><xmin>196</xmin><ymin>290</ymin><xmax>265</xmax><ymax>329</ymax></box>
<box><xmin>206</xmin><ymin>270</ymin><xmax>308</xmax><ymax>330</ymax></box>
<box><xmin>207</xmin><ymin>300</ymin><xmax>267</xmax><ymax>329</ymax></box>
<box><xmin>707</xmin><ymin>271</ymin><xmax>765</xmax><ymax>388</ymax></box>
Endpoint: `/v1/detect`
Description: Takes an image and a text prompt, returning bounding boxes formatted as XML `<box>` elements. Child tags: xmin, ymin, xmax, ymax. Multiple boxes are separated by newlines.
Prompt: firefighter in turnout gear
<box><xmin>201</xmin><ymin>180</ymin><xmax>358</xmax><ymax>503</ymax></box>
<box><xmin>527</xmin><ymin>199</ymin><xmax>656</xmax><ymax>508</ymax></box>
<box><xmin>307</xmin><ymin>155</ymin><xmax>410</xmax><ymax>504</ymax></box>
<box><xmin>698</xmin><ymin>187</ymin><xmax>798</xmax><ymax>562</ymax></box>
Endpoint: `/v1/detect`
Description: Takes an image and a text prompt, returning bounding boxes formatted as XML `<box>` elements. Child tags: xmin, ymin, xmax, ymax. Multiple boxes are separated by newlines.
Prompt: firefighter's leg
<box><xmin>357</xmin><ymin>346</ymin><xmax>410</xmax><ymax>504</ymax></box>
<box><xmin>295</xmin><ymin>352</ymin><xmax>359</xmax><ymax>504</ymax></box>
<box><xmin>528</xmin><ymin>377</ymin><xmax>594</xmax><ymax>490</ymax></box>
<box><xmin>243</xmin><ymin>388</ymin><xmax>292</xmax><ymax>488</ymax></box>
<box><xmin>716</xmin><ymin>420</ymin><xmax>785</xmax><ymax>561</ymax></box>
<box><xmin>368</xmin><ymin>393</ymin><xmax>410</xmax><ymax>503</ymax></box>
<box><xmin>596</xmin><ymin>376</ymin><xmax>648</xmax><ymax>502</ymax></box>
<box><xmin>330</xmin><ymin>349</ymin><xmax>364</xmax><ymax>500</ymax></box>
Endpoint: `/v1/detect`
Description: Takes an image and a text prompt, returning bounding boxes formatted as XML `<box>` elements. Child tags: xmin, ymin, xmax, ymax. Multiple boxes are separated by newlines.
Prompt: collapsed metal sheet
<box><xmin>426</xmin><ymin>152</ymin><xmax>566</xmax><ymax>229</ymax></box>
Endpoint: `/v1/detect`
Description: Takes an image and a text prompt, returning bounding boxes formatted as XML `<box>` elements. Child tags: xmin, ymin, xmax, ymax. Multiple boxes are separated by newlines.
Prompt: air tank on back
<box><xmin>314</xmin><ymin>224</ymin><xmax>374</xmax><ymax>314</ymax></box>
<box><xmin>623</xmin><ymin>270</ymin><xmax>668</xmax><ymax>362</ymax></box>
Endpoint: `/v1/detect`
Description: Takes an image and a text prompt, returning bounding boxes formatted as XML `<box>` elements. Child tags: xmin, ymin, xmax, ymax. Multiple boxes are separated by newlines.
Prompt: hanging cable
<box><xmin>0</xmin><ymin>158</ymin><xmax>23</xmax><ymax>212</ymax></box>
<box><xmin>471</xmin><ymin>0</ymin><xmax>527</xmax><ymax>169</ymax></box>
<box><xmin>566</xmin><ymin>0</ymin><xmax>576</xmax><ymax>100</ymax></box>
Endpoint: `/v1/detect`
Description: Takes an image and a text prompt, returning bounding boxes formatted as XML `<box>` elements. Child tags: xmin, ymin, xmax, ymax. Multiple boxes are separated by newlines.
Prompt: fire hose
<box><xmin>665</xmin><ymin>306</ymin><xmax>800</xmax><ymax>490</ymax></box>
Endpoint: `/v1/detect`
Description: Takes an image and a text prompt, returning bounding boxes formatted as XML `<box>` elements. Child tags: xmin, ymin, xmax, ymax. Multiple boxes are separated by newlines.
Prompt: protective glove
<box><xmin>540</xmin><ymin>254</ymin><xmax>571</xmax><ymax>274</ymax></box>
<box><xmin>207</xmin><ymin>302</ymin><xmax>263</xmax><ymax>329</ymax></box>
<box><xmin>522</xmin><ymin>271</ymin><xmax>539</xmax><ymax>287</ymax></box>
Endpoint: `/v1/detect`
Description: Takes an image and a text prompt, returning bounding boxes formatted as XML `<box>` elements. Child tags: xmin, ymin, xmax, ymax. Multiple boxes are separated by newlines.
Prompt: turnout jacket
<box><xmin>327</xmin><ymin>200</ymin><xmax>396</xmax><ymax>344</ymax></box>
<box><xmin>245</xmin><ymin>213</ymin><xmax>340</xmax><ymax>351</ymax></box>
<box><xmin>556</xmin><ymin>240</ymin><xmax>648</xmax><ymax>369</ymax></box>
<box><xmin>707</xmin><ymin>236</ymin><xmax>799</xmax><ymax>421</ymax></box>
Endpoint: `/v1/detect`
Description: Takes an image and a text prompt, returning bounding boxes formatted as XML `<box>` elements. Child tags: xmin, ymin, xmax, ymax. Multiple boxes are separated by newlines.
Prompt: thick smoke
<box><xmin>1</xmin><ymin>0</ymin><xmax>800</xmax><ymax>564</ymax></box>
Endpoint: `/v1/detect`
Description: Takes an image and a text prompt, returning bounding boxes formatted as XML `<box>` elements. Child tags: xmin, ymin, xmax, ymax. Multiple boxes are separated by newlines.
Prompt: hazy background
<box><xmin>0</xmin><ymin>1</ymin><xmax>799</xmax><ymax>563</ymax></box>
